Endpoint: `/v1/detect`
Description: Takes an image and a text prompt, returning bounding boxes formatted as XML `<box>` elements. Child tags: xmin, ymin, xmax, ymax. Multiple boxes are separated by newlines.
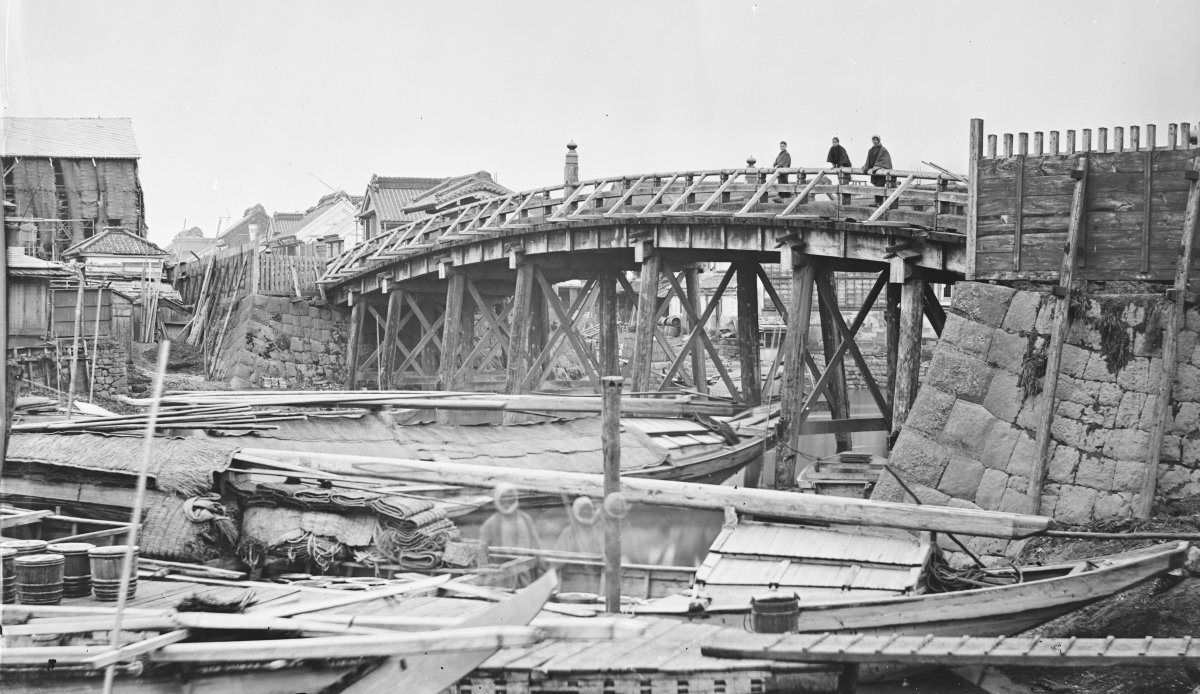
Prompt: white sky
<box><xmin>3</xmin><ymin>0</ymin><xmax>1198</xmax><ymax>247</ymax></box>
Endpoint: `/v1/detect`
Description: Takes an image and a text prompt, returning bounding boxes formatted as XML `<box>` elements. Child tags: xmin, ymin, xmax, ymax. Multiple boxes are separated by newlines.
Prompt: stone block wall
<box><xmin>873</xmin><ymin>281</ymin><xmax>1200</xmax><ymax>564</ymax></box>
<box><xmin>214</xmin><ymin>294</ymin><xmax>350</xmax><ymax>389</ymax></box>
<box><xmin>54</xmin><ymin>336</ymin><xmax>128</xmax><ymax>400</ymax></box>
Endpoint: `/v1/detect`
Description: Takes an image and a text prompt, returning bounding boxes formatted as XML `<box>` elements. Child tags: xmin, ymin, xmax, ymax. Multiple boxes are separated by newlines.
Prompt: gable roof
<box><xmin>63</xmin><ymin>228</ymin><xmax>167</xmax><ymax>258</ymax></box>
<box><xmin>402</xmin><ymin>171</ymin><xmax>511</xmax><ymax>214</ymax></box>
<box><xmin>0</xmin><ymin>118</ymin><xmax>140</xmax><ymax>159</ymax></box>
<box><xmin>272</xmin><ymin>211</ymin><xmax>306</xmax><ymax>237</ymax></box>
<box><xmin>359</xmin><ymin>175</ymin><xmax>444</xmax><ymax>223</ymax></box>
<box><xmin>218</xmin><ymin>204</ymin><xmax>270</xmax><ymax>241</ymax></box>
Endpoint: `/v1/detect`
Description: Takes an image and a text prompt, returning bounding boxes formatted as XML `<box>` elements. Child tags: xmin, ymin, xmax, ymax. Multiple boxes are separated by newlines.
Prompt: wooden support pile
<box><xmin>125</xmin><ymin>389</ymin><xmax>741</xmax><ymax>417</ymax></box>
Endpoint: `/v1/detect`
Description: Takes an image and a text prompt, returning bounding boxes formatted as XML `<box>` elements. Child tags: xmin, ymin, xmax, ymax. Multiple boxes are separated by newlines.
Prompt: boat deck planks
<box><xmin>702</xmin><ymin>632</ymin><xmax>1200</xmax><ymax>668</ymax></box>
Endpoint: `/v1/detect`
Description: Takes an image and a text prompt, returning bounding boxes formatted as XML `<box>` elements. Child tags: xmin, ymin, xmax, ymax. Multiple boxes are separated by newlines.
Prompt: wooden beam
<box><xmin>885</xmin><ymin>282</ymin><xmax>901</xmax><ymax>411</ymax></box>
<box><xmin>1139</xmin><ymin>158</ymin><xmax>1200</xmax><ymax>517</ymax></box>
<box><xmin>242</xmin><ymin>448</ymin><xmax>1054</xmax><ymax>539</ymax></box>
<box><xmin>815</xmin><ymin>267</ymin><xmax>852</xmax><ymax>452</ymax></box>
<box><xmin>736</xmin><ymin>261</ymin><xmax>762</xmax><ymax>407</ymax></box>
<box><xmin>1013</xmin><ymin>154</ymin><xmax>1025</xmax><ymax>271</ymax></box>
<box><xmin>891</xmin><ymin>276</ymin><xmax>924</xmax><ymax>438</ymax></box>
<box><xmin>776</xmin><ymin>254</ymin><xmax>817</xmax><ymax>489</ymax></box>
<box><xmin>921</xmin><ymin>283</ymin><xmax>947</xmax><ymax>336</ymax></box>
<box><xmin>684</xmin><ymin>267</ymin><xmax>707</xmax><ymax>394</ymax></box>
<box><xmin>505</xmin><ymin>262</ymin><xmax>536</xmax><ymax>394</ymax></box>
<box><xmin>1029</xmin><ymin>155</ymin><xmax>1089</xmax><ymax>515</ymax></box>
<box><xmin>535</xmin><ymin>268</ymin><xmax>601</xmax><ymax>390</ymax></box>
<box><xmin>379</xmin><ymin>289</ymin><xmax>404</xmax><ymax>389</ymax></box>
<box><xmin>598</xmin><ymin>271</ymin><xmax>619</xmax><ymax>377</ymax></box>
<box><xmin>630</xmin><ymin>255</ymin><xmax>662</xmax><ymax>393</ymax></box>
<box><xmin>343</xmin><ymin>300</ymin><xmax>365</xmax><ymax>390</ymax></box>
<box><xmin>658</xmin><ymin>265</ymin><xmax>741</xmax><ymax>400</ymax></box>
<box><xmin>601</xmin><ymin>376</ymin><xmax>622</xmax><ymax>613</ymax></box>
<box><xmin>814</xmin><ymin>274</ymin><xmax>893</xmax><ymax>424</ymax></box>
<box><xmin>437</xmin><ymin>274</ymin><xmax>468</xmax><ymax>391</ymax></box>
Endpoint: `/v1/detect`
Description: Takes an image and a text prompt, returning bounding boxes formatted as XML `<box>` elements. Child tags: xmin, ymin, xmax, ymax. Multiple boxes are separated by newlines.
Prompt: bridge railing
<box><xmin>321</xmin><ymin>165</ymin><xmax>966</xmax><ymax>285</ymax></box>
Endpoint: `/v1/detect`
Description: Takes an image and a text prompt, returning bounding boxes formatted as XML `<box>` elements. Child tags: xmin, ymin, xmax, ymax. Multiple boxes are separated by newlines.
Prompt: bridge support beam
<box><xmin>684</xmin><ymin>267</ymin><xmax>707</xmax><ymax>394</ymax></box>
<box><xmin>736</xmin><ymin>261</ymin><xmax>762</xmax><ymax>407</ymax></box>
<box><xmin>344</xmin><ymin>298</ymin><xmax>364</xmax><ymax>390</ymax></box>
<box><xmin>438</xmin><ymin>273</ymin><xmax>468</xmax><ymax>391</ymax></box>
<box><xmin>598</xmin><ymin>269</ymin><xmax>620</xmax><ymax>377</ymax></box>
<box><xmin>505</xmin><ymin>262</ymin><xmax>536</xmax><ymax>394</ymax></box>
<box><xmin>379</xmin><ymin>288</ymin><xmax>404</xmax><ymax>389</ymax></box>
<box><xmin>631</xmin><ymin>255</ymin><xmax>662</xmax><ymax>394</ymax></box>
<box><xmin>815</xmin><ymin>267</ymin><xmax>853</xmax><ymax>453</ymax></box>
<box><xmin>776</xmin><ymin>253</ymin><xmax>816</xmax><ymax>490</ymax></box>
<box><xmin>891</xmin><ymin>274</ymin><xmax>925</xmax><ymax>442</ymax></box>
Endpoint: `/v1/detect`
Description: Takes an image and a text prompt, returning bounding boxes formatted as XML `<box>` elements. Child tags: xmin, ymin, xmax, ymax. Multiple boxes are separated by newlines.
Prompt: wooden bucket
<box><xmin>1</xmin><ymin>539</ymin><xmax>49</xmax><ymax>557</ymax></box>
<box><xmin>749</xmin><ymin>592</ymin><xmax>800</xmax><ymax>633</ymax></box>
<box><xmin>48</xmin><ymin>542</ymin><xmax>95</xmax><ymax>598</ymax></box>
<box><xmin>1</xmin><ymin>547</ymin><xmax>16</xmax><ymax>604</ymax></box>
<box><xmin>88</xmin><ymin>545</ymin><xmax>138</xmax><ymax>601</ymax></box>
<box><xmin>15</xmin><ymin>553</ymin><xmax>64</xmax><ymax>605</ymax></box>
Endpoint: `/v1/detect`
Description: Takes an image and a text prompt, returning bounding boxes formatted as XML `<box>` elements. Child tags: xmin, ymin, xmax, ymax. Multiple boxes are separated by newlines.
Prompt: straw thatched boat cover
<box><xmin>223</xmin><ymin>413</ymin><xmax>669</xmax><ymax>473</ymax></box>
<box><xmin>7</xmin><ymin>432</ymin><xmax>237</xmax><ymax>497</ymax></box>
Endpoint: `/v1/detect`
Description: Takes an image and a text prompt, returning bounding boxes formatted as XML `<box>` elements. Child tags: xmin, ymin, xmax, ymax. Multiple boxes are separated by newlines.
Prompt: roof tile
<box><xmin>64</xmin><ymin>228</ymin><xmax>168</xmax><ymax>258</ymax></box>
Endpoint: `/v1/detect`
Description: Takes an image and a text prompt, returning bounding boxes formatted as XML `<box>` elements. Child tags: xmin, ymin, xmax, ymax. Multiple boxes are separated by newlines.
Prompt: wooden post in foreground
<box><xmin>890</xmin><ymin>270</ymin><xmax>924</xmax><ymax>440</ymax></box>
<box><xmin>776</xmin><ymin>253</ymin><xmax>816</xmax><ymax>489</ymax></box>
<box><xmin>1138</xmin><ymin>158</ymin><xmax>1200</xmax><ymax>518</ymax></box>
<box><xmin>601</xmin><ymin>376</ymin><xmax>622</xmax><ymax>613</ymax></box>
<box><xmin>343</xmin><ymin>298</ymin><xmax>364</xmax><ymax>390</ymax></box>
<box><xmin>66</xmin><ymin>275</ymin><xmax>86</xmax><ymax>419</ymax></box>
<box><xmin>1028</xmin><ymin>154</ymin><xmax>1089</xmax><ymax>515</ymax></box>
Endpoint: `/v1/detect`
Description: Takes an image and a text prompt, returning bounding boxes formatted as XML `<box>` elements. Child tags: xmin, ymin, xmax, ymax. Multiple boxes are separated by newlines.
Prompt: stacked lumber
<box><xmin>10</xmin><ymin>404</ymin><xmax>306</xmax><ymax>434</ymax></box>
<box><xmin>123</xmin><ymin>389</ymin><xmax>741</xmax><ymax>417</ymax></box>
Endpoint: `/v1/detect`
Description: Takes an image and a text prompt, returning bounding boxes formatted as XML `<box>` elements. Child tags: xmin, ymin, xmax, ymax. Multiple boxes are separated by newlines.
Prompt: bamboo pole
<box><xmin>601</xmin><ymin>376</ymin><xmax>622</xmax><ymax>613</ymax></box>
<box><xmin>101</xmin><ymin>341</ymin><xmax>171</xmax><ymax>694</ymax></box>
<box><xmin>88</xmin><ymin>287</ymin><xmax>103</xmax><ymax>403</ymax></box>
<box><xmin>65</xmin><ymin>274</ymin><xmax>86</xmax><ymax>419</ymax></box>
<box><xmin>238</xmin><ymin>449</ymin><xmax>1055</xmax><ymax>539</ymax></box>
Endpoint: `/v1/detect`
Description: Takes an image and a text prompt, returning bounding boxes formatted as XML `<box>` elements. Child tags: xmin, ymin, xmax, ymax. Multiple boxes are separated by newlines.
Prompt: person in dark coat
<box><xmin>772</xmin><ymin>141</ymin><xmax>792</xmax><ymax>200</ymax></box>
<box><xmin>862</xmin><ymin>134</ymin><xmax>893</xmax><ymax>187</ymax></box>
<box><xmin>827</xmin><ymin>137</ymin><xmax>851</xmax><ymax>183</ymax></box>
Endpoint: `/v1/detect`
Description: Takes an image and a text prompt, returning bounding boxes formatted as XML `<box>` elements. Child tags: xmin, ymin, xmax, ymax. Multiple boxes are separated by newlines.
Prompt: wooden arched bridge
<box><xmin>318</xmin><ymin>158</ymin><xmax>969</xmax><ymax>486</ymax></box>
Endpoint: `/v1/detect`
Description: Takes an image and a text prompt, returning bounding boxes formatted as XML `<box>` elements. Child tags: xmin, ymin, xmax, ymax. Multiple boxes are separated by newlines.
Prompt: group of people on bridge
<box><xmin>772</xmin><ymin>134</ymin><xmax>894</xmax><ymax>194</ymax></box>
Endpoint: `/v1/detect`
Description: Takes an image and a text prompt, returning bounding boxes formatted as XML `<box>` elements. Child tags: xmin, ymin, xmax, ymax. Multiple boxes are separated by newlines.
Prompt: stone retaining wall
<box><xmin>54</xmin><ymin>336</ymin><xmax>129</xmax><ymax>400</ymax></box>
<box><xmin>873</xmin><ymin>282</ymin><xmax>1200</xmax><ymax>564</ymax></box>
<box><xmin>214</xmin><ymin>295</ymin><xmax>350</xmax><ymax>389</ymax></box>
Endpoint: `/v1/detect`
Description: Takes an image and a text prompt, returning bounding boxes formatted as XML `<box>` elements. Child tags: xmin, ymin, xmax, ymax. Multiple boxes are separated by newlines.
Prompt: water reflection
<box><xmin>461</xmin><ymin>390</ymin><xmax>888</xmax><ymax>570</ymax></box>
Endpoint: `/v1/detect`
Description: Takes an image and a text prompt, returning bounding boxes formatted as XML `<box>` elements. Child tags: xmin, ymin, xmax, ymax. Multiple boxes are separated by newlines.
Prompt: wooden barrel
<box><xmin>47</xmin><ymin>542</ymin><xmax>95</xmax><ymax>598</ymax></box>
<box><xmin>88</xmin><ymin>545</ymin><xmax>138</xmax><ymax>601</ymax></box>
<box><xmin>1</xmin><ymin>539</ymin><xmax>49</xmax><ymax>557</ymax></box>
<box><xmin>1</xmin><ymin>547</ymin><xmax>16</xmax><ymax>604</ymax></box>
<box><xmin>749</xmin><ymin>592</ymin><xmax>800</xmax><ymax>634</ymax></box>
<box><xmin>15</xmin><ymin>553</ymin><xmax>64</xmax><ymax>605</ymax></box>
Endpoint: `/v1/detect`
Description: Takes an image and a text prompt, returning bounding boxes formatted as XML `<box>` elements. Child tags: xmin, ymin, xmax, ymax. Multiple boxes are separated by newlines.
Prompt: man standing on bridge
<box><xmin>827</xmin><ymin>137</ymin><xmax>852</xmax><ymax>183</ymax></box>
<box><xmin>862</xmin><ymin>134</ymin><xmax>893</xmax><ymax>187</ymax></box>
<box><xmin>772</xmin><ymin>141</ymin><xmax>792</xmax><ymax>201</ymax></box>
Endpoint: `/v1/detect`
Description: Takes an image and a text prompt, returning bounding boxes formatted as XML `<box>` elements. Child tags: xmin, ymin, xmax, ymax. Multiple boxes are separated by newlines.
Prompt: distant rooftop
<box><xmin>0</xmin><ymin>117</ymin><xmax>140</xmax><ymax>159</ymax></box>
<box><xmin>64</xmin><ymin>228</ymin><xmax>167</xmax><ymax>258</ymax></box>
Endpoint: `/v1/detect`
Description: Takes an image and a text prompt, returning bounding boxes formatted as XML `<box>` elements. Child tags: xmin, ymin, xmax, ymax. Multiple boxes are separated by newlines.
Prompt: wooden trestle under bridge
<box><xmin>320</xmin><ymin>154</ymin><xmax>968</xmax><ymax>488</ymax></box>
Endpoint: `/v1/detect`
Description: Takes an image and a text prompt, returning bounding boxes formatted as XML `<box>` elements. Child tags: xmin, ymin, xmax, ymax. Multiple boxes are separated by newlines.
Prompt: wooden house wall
<box><xmin>8</xmin><ymin>280</ymin><xmax>49</xmax><ymax>336</ymax></box>
<box><xmin>50</xmin><ymin>288</ymin><xmax>113</xmax><ymax>338</ymax></box>
<box><xmin>975</xmin><ymin>149</ymin><xmax>1198</xmax><ymax>281</ymax></box>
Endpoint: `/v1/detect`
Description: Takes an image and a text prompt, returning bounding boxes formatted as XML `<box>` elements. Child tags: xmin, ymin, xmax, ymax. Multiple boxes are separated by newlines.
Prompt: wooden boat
<box><xmin>633</xmin><ymin>516</ymin><xmax>1189</xmax><ymax>681</ymax></box>
<box><xmin>0</xmin><ymin>572</ymin><xmax>562</xmax><ymax>694</ymax></box>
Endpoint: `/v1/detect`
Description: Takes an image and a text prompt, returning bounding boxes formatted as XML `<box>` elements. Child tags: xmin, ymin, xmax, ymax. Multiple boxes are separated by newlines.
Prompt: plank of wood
<box><xmin>776</xmin><ymin>256</ymin><xmax>817</xmax><ymax>489</ymax></box>
<box><xmin>239</xmin><ymin>448</ymin><xmax>1054</xmax><ymax>539</ymax></box>
<box><xmin>1139</xmin><ymin>155</ymin><xmax>1200</xmax><ymax>517</ymax></box>
<box><xmin>702</xmin><ymin>633</ymin><xmax>1200</xmax><ymax>668</ymax></box>
<box><xmin>1029</xmin><ymin>154</ymin><xmax>1089</xmax><ymax>515</ymax></box>
<box><xmin>0</xmin><ymin>509</ymin><xmax>51</xmax><ymax>528</ymax></box>
<box><xmin>890</xmin><ymin>275</ymin><xmax>924</xmax><ymax>436</ymax></box>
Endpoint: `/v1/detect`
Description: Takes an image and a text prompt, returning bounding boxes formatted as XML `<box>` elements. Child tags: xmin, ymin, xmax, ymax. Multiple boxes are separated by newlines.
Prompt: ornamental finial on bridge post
<box><xmin>746</xmin><ymin>155</ymin><xmax>757</xmax><ymax>168</ymax></box>
<box><xmin>565</xmin><ymin>141</ymin><xmax>579</xmax><ymax>192</ymax></box>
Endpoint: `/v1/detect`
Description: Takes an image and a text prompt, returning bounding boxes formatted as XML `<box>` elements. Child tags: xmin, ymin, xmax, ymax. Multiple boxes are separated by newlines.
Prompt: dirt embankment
<box><xmin>1003</xmin><ymin>499</ymin><xmax>1200</xmax><ymax>693</ymax></box>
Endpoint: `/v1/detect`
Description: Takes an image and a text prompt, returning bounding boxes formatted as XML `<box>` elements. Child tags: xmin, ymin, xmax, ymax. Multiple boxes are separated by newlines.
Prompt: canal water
<box><xmin>461</xmin><ymin>390</ymin><xmax>889</xmax><ymax>570</ymax></box>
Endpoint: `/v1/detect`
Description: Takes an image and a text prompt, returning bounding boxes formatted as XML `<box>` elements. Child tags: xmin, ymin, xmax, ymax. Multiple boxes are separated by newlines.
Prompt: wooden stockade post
<box><xmin>601</xmin><ymin>376</ymin><xmax>622</xmax><ymax>613</ymax></box>
<box><xmin>1028</xmin><ymin>153</ymin><xmax>1089</xmax><ymax>514</ymax></box>
<box><xmin>1139</xmin><ymin>154</ymin><xmax>1200</xmax><ymax>517</ymax></box>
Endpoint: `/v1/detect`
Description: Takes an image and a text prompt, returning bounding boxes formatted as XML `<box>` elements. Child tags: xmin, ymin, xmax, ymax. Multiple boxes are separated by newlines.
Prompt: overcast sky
<box><xmin>3</xmin><ymin>0</ymin><xmax>1198</xmax><ymax>247</ymax></box>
